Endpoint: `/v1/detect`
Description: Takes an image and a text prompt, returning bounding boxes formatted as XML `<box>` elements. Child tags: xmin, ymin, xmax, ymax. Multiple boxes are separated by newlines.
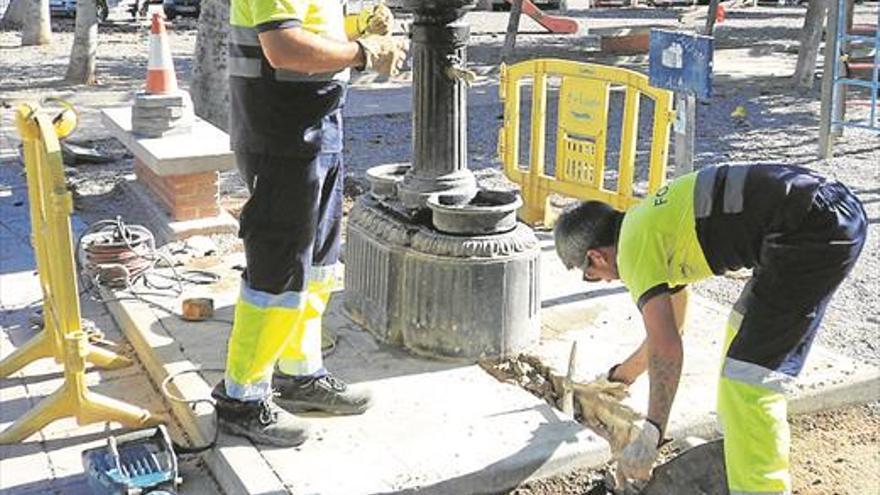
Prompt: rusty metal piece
<box><xmin>181</xmin><ymin>297</ymin><xmax>214</xmax><ymax>322</ymax></box>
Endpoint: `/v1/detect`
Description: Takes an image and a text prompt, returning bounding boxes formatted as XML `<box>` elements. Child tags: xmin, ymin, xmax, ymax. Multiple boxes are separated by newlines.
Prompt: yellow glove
<box><xmin>445</xmin><ymin>64</ymin><xmax>477</xmax><ymax>86</ymax></box>
<box><xmin>572</xmin><ymin>378</ymin><xmax>642</xmax><ymax>456</ymax></box>
<box><xmin>356</xmin><ymin>34</ymin><xmax>408</xmax><ymax>77</ymax></box>
<box><xmin>345</xmin><ymin>2</ymin><xmax>394</xmax><ymax>38</ymax></box>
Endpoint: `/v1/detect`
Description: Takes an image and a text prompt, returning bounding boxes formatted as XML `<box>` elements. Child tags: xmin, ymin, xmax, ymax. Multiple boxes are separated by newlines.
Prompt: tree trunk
<box><xmin>191</xmin><ymin>0</ymin><xmax>230</xmax><ymax>130</ymax></box>
<box><xmin>21</xmin><ymin>0</ymin><xmax>53</xmax><ymax>46</ymax></box>
<box><xmin>65</xmin><ymin>0</ymin><xmax>98</xmax><ymax>84</ymax></box>
<box><xmin>794</xmin><ymin>0</ymin><xmax>828</xmax><ymax>89</ymax></box>
<box><xmin>500</xmin><ymin>0</ymin><xmax>524</xmax><ymax>64</ymax></box>
<box><xmin>1</xmin><ymin>0</ymin><xmax>27</xmax><ymax>29</ymax></box>
<box><xmin>703</xmin><ymin>0</ymin><xmax>721</xmax><ymax>35</ymax></box>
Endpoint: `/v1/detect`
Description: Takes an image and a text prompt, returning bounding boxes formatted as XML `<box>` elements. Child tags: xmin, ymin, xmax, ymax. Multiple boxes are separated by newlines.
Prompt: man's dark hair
<box><xmin>554</xmin><ymin>200</ymin><xmax>624</xmax><ymax>270</ymax></box>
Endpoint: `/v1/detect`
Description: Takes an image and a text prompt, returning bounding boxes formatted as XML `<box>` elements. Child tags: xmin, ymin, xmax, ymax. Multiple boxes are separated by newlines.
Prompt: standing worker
<box><xmin>553</xmin><ymin>164</ymin><xmax>866</xmax><ymax>493</ymax></box>
<box><xmin>212</xmin><ymin>0</ymin><xmax>408</xmax><ymax>446</ymax></box>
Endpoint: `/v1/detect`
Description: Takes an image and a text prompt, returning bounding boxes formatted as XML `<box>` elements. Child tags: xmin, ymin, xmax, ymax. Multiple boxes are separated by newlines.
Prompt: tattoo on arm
<box><xmin>642</xmin><ymin>293</ymin><xmax>684</xmax><ymax>434</ymax></box>
<box><xmin>648</xmin><ymin>351</ymin><xmax>682</xmax><ymax>432</ymax></box>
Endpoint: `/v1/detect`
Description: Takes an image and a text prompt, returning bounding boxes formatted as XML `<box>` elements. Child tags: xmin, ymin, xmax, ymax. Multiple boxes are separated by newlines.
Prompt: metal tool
<box><xmin>559</xmin><ymin>340</ymin><xmax>578</xmax><ymax>417</ymax></box>
<box><xmin>82</xmin><ymin>425</ymin><xmax>181</xmax><ymax>495</ymax></box>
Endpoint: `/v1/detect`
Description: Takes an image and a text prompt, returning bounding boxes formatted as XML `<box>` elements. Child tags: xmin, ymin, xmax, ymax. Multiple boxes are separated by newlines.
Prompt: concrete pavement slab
<box><xmin>102</xmin><ymin>259</ymin><xmax>610</xmax><ymax>495</ymax></box>
<box><xmin>267</xmin><ymin>335</ymin><xmax>602</xmax><ymax>495</ymax></box>
<box><xmin>0</xmin><ymin>440</ymin><xmax>53</xmax><ymax>492</ymax></box>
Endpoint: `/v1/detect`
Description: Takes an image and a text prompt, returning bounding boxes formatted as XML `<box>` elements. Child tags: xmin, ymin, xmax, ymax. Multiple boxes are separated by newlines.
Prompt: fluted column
<box><xmin>397</xmin><ymin>1</ymin><xmax>477</xmax><ymax>209</ymax></box>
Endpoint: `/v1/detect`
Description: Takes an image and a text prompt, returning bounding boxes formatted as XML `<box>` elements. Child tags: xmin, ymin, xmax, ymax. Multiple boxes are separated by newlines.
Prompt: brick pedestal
<box><xmin>134</xmin><ymin>159</ymin><xmax>220</xmax><ymax>221</ymax></box>
<box><xmin>102</xmin><ymin>106</ymin><xmax>237</xmax><ymax>240</ymax></box>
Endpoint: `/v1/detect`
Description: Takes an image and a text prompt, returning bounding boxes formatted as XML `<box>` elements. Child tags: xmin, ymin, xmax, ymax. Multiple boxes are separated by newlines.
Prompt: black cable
<box><xmin>75</xmin><ymin>219</ymin><xmax>227</xmax><ymax>455</ymax></box>
<box><xmin>161</xmin><ymin>368</ymin><xmax>224</xmax><ymax>455</ymax></box>
<box><xmin>76</xmin><ymin>217</ymin><xmax>221</xmax><ymax>320</ymax></box>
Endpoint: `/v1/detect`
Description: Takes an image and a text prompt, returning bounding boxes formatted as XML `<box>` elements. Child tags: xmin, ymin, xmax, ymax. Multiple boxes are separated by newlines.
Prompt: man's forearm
<box><xmin>259</xmin><ymin>28</ymin><xmax>364</xmax><ymax>74</ymax></box>
<box><xmin>646</xmin><ymin>335</ymin><xmax>682</xmax><ymax>432</ymax></box>
<box><xmin>612</xmin><ymin>288</ymin><xmax>689</xmax><ymax>385</ymax></box>
<box><xmin>641</xmin><ymin>293</ymin><xmax>684</xmax><ymax>433</ymax></box>
<box><xmin>612</xmin><ymin>341</ymin><xmax>647</xmax><ymax>384</ymax></box>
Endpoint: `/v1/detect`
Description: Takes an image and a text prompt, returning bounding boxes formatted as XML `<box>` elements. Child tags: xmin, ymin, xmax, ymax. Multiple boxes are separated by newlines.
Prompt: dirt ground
<box><xmin>484</xmin><ymin>352</ymin><xmax>880</xmax><ymax>494</ymax></box>
<box><xmin>512</xmin><ymin>402</ymin><xmax>880</xmax><ymax>495</ymax></box>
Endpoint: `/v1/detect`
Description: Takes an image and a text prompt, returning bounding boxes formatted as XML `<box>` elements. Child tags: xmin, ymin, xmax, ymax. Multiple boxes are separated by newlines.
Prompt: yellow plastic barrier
<box><xmin>498</xmin><ymin>59</ymin><xmax>675</xmax><ymax>224</ymax></box>
<box><xmin>0</xmin><ymin>103</ymin><xmax>159</xmax><ymax>444</ymax></box>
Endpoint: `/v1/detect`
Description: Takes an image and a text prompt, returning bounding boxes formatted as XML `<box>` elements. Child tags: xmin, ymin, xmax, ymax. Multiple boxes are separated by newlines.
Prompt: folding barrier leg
<box><xmin>0</xmin><ymin>333</ymin><xmax>160</xmax><ymax>444</ymax></box>
<box><xmin>0</xmin><ymin>330</ymin><xmax>131</xmax><ymax>379</ymax></box>
<box><xmin>0</xmin><ymin>330</ymin><xmax>55</xmax><ymax>378</ymax></box>
<box><xmin>83</xmin><ymin>343</ymin><xmax>132</xmax><ymax>371</ymax></box>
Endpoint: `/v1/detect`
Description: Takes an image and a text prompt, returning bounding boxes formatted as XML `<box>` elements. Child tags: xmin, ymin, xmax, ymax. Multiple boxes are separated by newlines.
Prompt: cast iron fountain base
<box><xmin>343</xmin><ymin>0</ymin><xmax>540</xmax><ymax>359</ymax></box>
<box><xmin>344</xmin><ymin>193</ymin><xmax>540</xmax><ymax>360</ymax></box>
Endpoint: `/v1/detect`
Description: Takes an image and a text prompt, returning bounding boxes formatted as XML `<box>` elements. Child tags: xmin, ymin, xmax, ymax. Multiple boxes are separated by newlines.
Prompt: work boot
<box><xmin>273</xmin><ymin>372</ymin><xmax>372</xmax><ymax>415</ymax></box>
<box><xmin>211</xmin><ymin>382</ymin><xmax>310</xmax><ymax>447</ymax></box>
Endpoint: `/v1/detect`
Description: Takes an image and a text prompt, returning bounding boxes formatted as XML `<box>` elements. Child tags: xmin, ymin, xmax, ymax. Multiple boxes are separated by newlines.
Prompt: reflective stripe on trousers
<box><xmin>718</xmin><ymin>309</ymin><xmax>792</xmax><ymax>495</ymax></box>
<box><xmin>225</xmin><ymin>283</ymin><xmax>305</xmax><ymax>400</ymax></box>
<box><xmin>277</xmin><ymin>266</ymin><xmax>338</xmax><ymax>376</ymax></box>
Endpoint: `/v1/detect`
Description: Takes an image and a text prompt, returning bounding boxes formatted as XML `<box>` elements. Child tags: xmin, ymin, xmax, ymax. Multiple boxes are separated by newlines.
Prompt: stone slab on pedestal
<box><xmin>102</xmin><ymin>106</ymin><xmax>237</xmax><ymax>239</ymax></box>
<box><xmin>132</xmin><ymin>90</ymin><xmax>195</xmax><ymax>138</ymax></box>
<box><xmin>102</xmin><ymin>106</ymin><xmax>234</xmax><ymax>176</ymax></box>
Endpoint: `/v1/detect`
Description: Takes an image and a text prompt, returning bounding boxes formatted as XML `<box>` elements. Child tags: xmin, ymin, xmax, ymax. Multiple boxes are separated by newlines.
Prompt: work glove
<box><xmin>356</xmin><ymin>35</ymin><xmax>408</xmax><ymax>77</ymax></box>
<box><xmin>605</xmin><ymin>363</ymin><xmax>625</xmax><ymax>382</ymax></box>
<box><xmin>445</xmin><ymin>64</ymin><xmax>477</xmax><ymax>86</ymax></box>
<box><xmin>345</xmin><ymin>2</ymin><xmax>394</xmax><ymax>38</ymax></box>
<box><xmin>572</xmin><ymin>377</ymin><xmax>641</xmax><ymax>456</ymax></box>
<box><xmin>617</xmin><ymin>419</ymin><xmax>661</xmax><ymax>482</ymax></box>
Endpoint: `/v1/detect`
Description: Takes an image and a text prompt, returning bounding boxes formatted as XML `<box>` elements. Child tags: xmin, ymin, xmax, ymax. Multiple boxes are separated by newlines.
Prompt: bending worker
<box><xmin>212</xmin><ymin>0</ymin><xmax>407</xmax><ymax>446</ymax></box>
<box><xmin>554</xmin><ymin>164</ymin><xmax>866</xmax><ymax>493</ymax></box>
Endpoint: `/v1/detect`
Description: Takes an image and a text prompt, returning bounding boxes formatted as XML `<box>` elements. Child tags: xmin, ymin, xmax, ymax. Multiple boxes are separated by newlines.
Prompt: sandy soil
<box><xmin>512</xmin><ymin>402</ymin><xmax>880</xmax><ymax>495</ymax></box>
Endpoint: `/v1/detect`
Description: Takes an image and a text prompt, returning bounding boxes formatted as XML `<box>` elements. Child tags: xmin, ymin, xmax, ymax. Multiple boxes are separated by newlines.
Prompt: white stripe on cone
<box><xmin>148</xmin><ymin>33</ymin><xmax>174</xmax><ymax>70</ymax></box>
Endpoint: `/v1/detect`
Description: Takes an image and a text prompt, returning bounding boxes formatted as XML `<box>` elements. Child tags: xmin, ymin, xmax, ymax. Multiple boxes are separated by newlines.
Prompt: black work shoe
<box><xmin>211</xmin><ymin>382</ymin><xmax>310</xmax><ymax>447</ymax></box>
<box><xmin>273</xmin><ymin>372</ymin><xmax>372</xmax><ymax>415</ymax></box>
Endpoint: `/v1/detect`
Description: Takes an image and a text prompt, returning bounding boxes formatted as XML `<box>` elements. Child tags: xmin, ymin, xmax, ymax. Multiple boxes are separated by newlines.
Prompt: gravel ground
<box><xmin>1</xmin><ymin>5</ymin><xmax>878</xmax><ymax>492</ymax></box>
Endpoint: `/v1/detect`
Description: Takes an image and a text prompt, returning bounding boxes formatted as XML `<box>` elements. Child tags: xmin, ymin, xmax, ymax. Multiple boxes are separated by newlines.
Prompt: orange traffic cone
<box><xmin>716</xmin><ymin>4</ymin><xmax>727</xmax><ymax>25</ymax></box>
<box><xmin>146</xmin><ymin>13</ymin><xmax>178</xmax><ymax>94</ymax></box>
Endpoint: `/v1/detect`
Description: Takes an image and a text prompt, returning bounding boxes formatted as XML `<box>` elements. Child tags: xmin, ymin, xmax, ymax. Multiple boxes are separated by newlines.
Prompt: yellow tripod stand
<box><xmin>0</xmin><ymin>102</ymin><xmax>160</xmax><ymax>444</ymax></box>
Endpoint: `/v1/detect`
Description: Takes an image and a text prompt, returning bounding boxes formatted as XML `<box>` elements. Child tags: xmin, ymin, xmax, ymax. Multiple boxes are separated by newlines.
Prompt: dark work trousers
<box><xmin>718</xmin><ymin>180</ymin><xmax>867</xmax><ymax>494</ymax></box>
<box><xmin>728</xmin><ymin>180</ymin><xmax>868</xmax><ymax>376</ymax></box>
<box><xmin>235</xmin><ymin>150</ymin><xmax>344</xmax><ymax>295</ymax></box>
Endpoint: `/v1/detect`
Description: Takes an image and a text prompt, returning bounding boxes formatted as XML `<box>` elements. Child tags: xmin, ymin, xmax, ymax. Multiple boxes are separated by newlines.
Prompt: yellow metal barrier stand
<box><xmin>499</xmin><ymin>59</ymin><xmax>675</xmax><ymax>224</ymax></box>
<box><xmin>0</xmin><ymin>105</ymin><xmax>62</xmax><ymax>375</ymax></box>
<box><xmin>0</xmin><ymin>104</ymin><xmax>160</xmax><ymax>444</ymax></box>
